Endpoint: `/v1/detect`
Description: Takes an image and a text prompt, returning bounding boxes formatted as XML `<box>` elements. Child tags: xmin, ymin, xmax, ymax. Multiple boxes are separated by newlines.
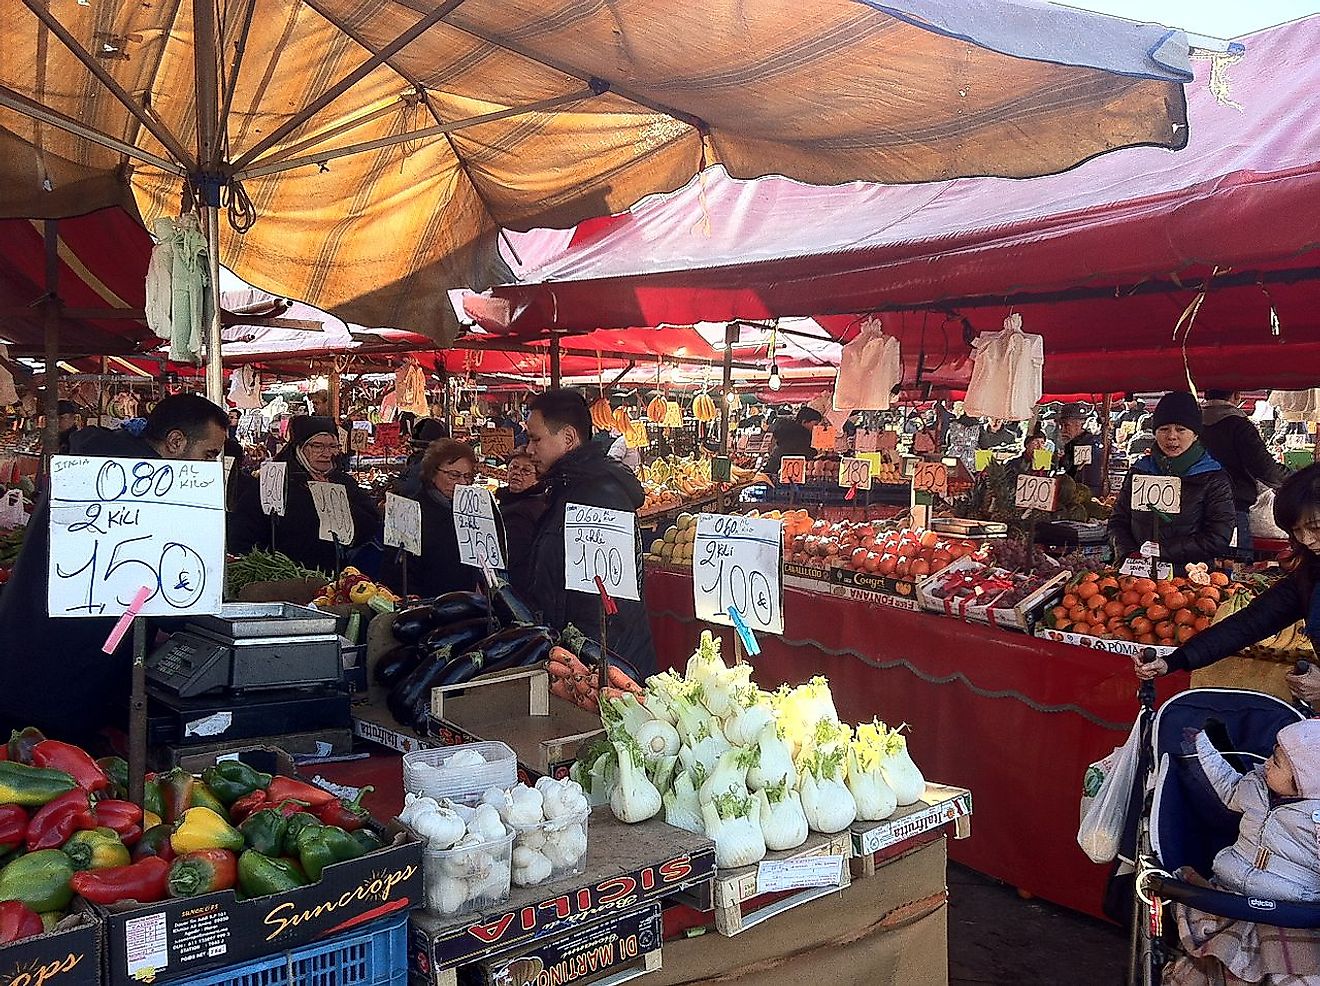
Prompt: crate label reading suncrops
<box><xmin>564</xmin><ymin>503</ymin><xmax>639</xmax><ymax>600</ymax></box>
<box><xmin>48</xmin><ymin>455</ymin><xmax>224</xmax><ymax>619</ymax></box>
<box><xmin>453</xmin><ymin>485</ymin><xmax>505</xmax><ymax>569</ymax></box>
<box><xmin>693</xmin><ymin>513</ymin><xmax>783</xmax><ymax>635</ymax></box>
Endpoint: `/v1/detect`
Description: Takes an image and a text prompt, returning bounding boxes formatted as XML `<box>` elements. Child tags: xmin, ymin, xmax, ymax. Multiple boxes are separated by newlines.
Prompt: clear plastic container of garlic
<box><xmin>481</xmin><ymin>777</ymin><xmax>591</xmax><ymax>887</ymax></box>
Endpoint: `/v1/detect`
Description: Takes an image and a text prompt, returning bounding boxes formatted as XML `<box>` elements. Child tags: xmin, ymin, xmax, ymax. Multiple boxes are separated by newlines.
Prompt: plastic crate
<box><xmin>171</xmin><ymin>914</ymin><xmax>408</xmax><ymax>986</ymax></box>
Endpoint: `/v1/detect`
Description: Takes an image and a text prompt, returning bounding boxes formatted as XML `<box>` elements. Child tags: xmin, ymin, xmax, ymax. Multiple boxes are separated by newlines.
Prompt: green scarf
<box><xmin>1153</xmin><ymin>441</ymin><xmax>1205</xmax><ymax>477</ymax></box>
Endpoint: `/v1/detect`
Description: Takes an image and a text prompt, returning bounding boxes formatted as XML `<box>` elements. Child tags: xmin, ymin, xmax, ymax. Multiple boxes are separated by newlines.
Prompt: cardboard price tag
<box><xmin>1014</xmin><ymin>473</ymin><xmax>1059</xmax><ymax>512</ymax></box>
<box><xmin>837</xmin><ymin>457</ymin><xmax>872</xmax><ymax>491</ymax></box>
<box><xmin>383</xmin><ymin>493</ymin><xmax>423</xmax><ymax>556</ymax></box>
<box><xmin>912</xmin><ymin>461</ymin><xmax>948</xmax><ymax>499</ymax></box>
<box><xmin>308</xmin><ymin>482</ymin><xmax>355</xmax><ymax>544</ymax></box>
<box><xmin>1032</xmin><ymin>448</ymin><xmax>1053</xmax><ymax>471</ymax></box>
<box><xmin>1132</xmin><ymin>474</ymin><xmax>1182</xmax><ymax>513</ymax></box>
<box><xmin>258</xmin><ymin>461</ymin><xmax>287</xmax><ymax>516</ymax></box>
<box><xmin>47</xmin><ymin>456</ymin><xmax>224</xmax><ymax>618</ymax></box>
<box><xmin>1073</xmin><ymin>444</ymin><xmax>1093</xmax><ymax>466</ymax></box>
<box><xmin>564</xmin><ymin>503</ymin><xmax>639</xmax><ymax>601</ymax></box>
<box><xmin>482</xmin><ymin>427</ymin><xmax>516</xmax><ymax>460</ymax></box>
<box><xmin>778</xmin><ymin>456</ymin><xmax>806</xmax><ymax>485</ymax></box>
<box><xmin>755</xmin><ymin>856</ymin><xmax>845</xmax><ymax>894</ymax></box>
<box><xmin>453</xmin><ymin>484</ymin><xmax>505</xmax><ymax>569</ymax></box>
<box><xmin>692</xmin><ymin>513</ymin><xmax>784</xmax><ymax>635</ymax></box>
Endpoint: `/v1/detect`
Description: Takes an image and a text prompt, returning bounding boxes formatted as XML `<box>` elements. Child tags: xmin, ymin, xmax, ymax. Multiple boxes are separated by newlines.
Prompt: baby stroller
<box><xmin>1126</xmin><ymin>665</ymin><xmax>1320</xmax><ymax>985</ymax></box>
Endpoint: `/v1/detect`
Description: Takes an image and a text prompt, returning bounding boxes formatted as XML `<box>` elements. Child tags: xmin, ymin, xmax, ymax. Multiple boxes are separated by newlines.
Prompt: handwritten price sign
<box><xmin>483</xmin><ymin>428</ymin><xmax>516</xmax><ymax>460</ymax></box>
<box><xmin>912</xmin><ymin>461</ymin><xmax>948</xmax><ymax>499</ymax></box>
<box><xmin>1014</xmin><ymin>474</ymin><xmax>1059</xmax><ymax>512</ymax></box>
<box><xmin>258</xmin><ymin>461</ymin><xmax>286</xmax><ymax>516</ymax></box>
<box><xmin>778</xmin><ymin>456</ymin><xmax>806</xmax><ymax>485</ymax></box>
<box><xmin>837</xmin><ymin>457</ymin><xmax>872</xmax><ymax>491</ymax></box>
<box><xmin>693</xmin><ymin>513</ymin><xmax>783</xmax><ymax>635</ymax></box>
<box><xmin>1073</xmin><ymin>444</ymin><xmax>1093</xmax><ymax>466</ymax></box>
<box><xmin>308</xmin><ymin>482</ymin><xmax>354</xmax><ymax>544</ymax></box>
<box><xmin>453</xmin><ymin>484</ymin><xmax>505</xmax><ymax>569</ymax></box>
<box><xmin>564</xmin><ymin>503</ymin><xmax>639</xmax><ymax>601</ymax></box>
<box><xmin>384</xmin><ymin>493</ymin><xmax>423</xmax><ymax>556</ymax></box>
<box><xmin>47</xmin><ymin>455</ymin><xmax>224</xmax><ymax>618</ymax></box>
<box><xmin>1132</xmin><ymin>474</ymin><xmax>1182</xmax><ymax>513</ymax></box>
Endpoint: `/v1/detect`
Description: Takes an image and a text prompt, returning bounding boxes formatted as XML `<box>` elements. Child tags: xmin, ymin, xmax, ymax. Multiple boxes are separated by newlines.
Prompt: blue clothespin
<box><xmin>727</xmin><ymin>607</ymin><xmax>760</xmax><ymax>657</ymax></box>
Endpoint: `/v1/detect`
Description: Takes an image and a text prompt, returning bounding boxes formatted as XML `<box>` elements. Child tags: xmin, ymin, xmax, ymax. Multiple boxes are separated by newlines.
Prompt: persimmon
<box><xmin>1209</xmin><ymin>571</ymin><xmax>1230</xmax><ymax>587</ymax></box>
<box><xmin>1173</xmin><ymin>609</ymin><xmax>1196</xmax><ymax>626</ymax></box>
<box><xmin>1139</xmin><ymin>592</ymin><xmax>1160</xmax><ymax>609</ymax></box>
<box><xmin>1163</xmin><ymin>591</ymin><xmax>1189</xmax><ymax>611</ymax></box>
<box><xmin>1155</xmin><ymin>621</ymin><xmax>1176</xmax><ymax>640</ymax></box>
<box><xmin>1068</xmin><ymin>605</ymin><xmax>1089</xmax><ymax>623</ymax></box>
<box><xmin>1194</xmin><ymin>598</ymin><xmax>1218</xmax><ymax>615</ymax></box>
<box><xmin>1193</xmin><ymin>616</ymin><xmax>1211</xmax><ymax>632</ymax></box>
<box><xmin>1146</xmin><ymin>604</ymin><xmax>1171</xmax><ymax>622</ymax></box>
<box><xmin>1175</xmin><ymin>625</ymin><xmax>1196</xmax><ymax>644</ymax></box>
<box><xmin>1061</xmin><ymin>593</ymin><xmax>1080</xmax><ymax>609</ymax></box>
<box><xmin>1121</xmin><ymin>591</ymin><xmax>1142</xmax><ymax>607</ymax></box>
<box><xmin>1131</xmin><ymin>617</ymin><xmax>1154</xmax><ymax>635</ymax></box>
<box><xmin>1087</xmin><ymin>593</ymin><xmax>1108</xmax><ymax>611</ymax></box>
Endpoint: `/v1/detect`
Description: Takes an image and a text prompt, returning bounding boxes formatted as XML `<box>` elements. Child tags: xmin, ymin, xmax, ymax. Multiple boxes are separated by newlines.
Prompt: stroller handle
<box><xmin>1296</xmin><ymin>660</ymin><xmax>1310</xmax><ymax>676</ymax></box>
<box><xmin>1139</xmin><ymin>648</ymin><xmax>1158</xmax><ymax>709</ymax></box>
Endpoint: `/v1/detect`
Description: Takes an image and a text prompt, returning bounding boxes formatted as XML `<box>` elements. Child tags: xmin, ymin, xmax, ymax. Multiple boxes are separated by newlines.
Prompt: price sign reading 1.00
<box><xmin>564</xmin><ymin>503</ymin><xmax>640</xmax><ymax>601</ymax></box>
<box><xmin>453</xmin><ymin>484</ymin><xmax>505</xmax><ymax>569</ymax></box>
<box><xmin>837</xmin><ymin>457</ymin><xmax>872</xmax><ymax>491</ymax></box>
<box><xmin>1014</xmin><ymin>474</ymin><xmax>1059</xmax><ymax>512</ymax></box>
<box><xmin>1131</xmin><ymin>474</ymin><xmax>1182</xmax><ymax>513</ymax></box>
<box><xmin>47</xmin><ymin>456</ymin><xmax>224</xmax><ymax>619</ymax></box>
<box><xmin>912</xmin><ymin>461</ymin><xmax>948</xmax><ymax>499</ymax></box>
<box><xmin>692</xmin><ymin>513</ymin><xmax>783</xmax><ymax>636</ymax></box>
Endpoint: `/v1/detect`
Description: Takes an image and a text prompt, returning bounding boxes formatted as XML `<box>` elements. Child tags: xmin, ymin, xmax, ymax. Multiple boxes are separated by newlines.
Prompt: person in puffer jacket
<box><xmin>1192</xmin><ymin>718</ymin><xmax>1320</xmax><ymax>902</ymax></box>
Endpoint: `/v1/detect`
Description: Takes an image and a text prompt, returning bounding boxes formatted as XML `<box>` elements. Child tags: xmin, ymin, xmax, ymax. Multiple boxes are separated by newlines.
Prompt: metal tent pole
<box><xmin>194</xmin><ymin>0</ymin><xmax>225</xmax><ymax>405</ymax></box>
<box><xmin>550</xmin><ymin>333</ymin><xmax>562</xmax><ymax>388</ymax></box>
<box><xmin>42</xmin><ymin>222</ymin><xmax>60</xmax><ymax>472</ymax></box>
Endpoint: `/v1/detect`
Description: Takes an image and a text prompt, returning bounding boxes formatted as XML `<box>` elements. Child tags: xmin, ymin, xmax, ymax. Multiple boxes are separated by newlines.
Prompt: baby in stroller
<box><xmin>1191</xmin><ymin>719</ymin><xmax>1320</xmax><ymax>902</ymax></box>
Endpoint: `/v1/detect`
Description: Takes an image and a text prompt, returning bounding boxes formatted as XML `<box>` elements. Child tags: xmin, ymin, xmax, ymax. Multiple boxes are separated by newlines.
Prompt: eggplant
<box><xmin>374</xmin><ymin>645</ymin><xmax>423</xmax><ymax>686</ymax></box>
<box><xmin>391</xmin><ymin>605</ymin><xmax>444</xmax><ymax>645</ymax></box>
<box><xmin>435</xmin><ymin>628</ymin><xmax>555</xmax><ymax>688</ymax></box>
<box><xmin>489</xmin><ymin>581</ymin><xmax>538</xmax><ymax>628</ymax></box>
<box><xmin>419</xmin><ymin>616</ymin><xmax>495</xmax><ymax>658</ymax></box>
<box><xmin>558</xmin><ymin>624</ymin><xmax>645</xmax><ymax>685</ymax></box>
<box><xmin>387</xmin><ymin>648</ymin><xmax>454</xmax><ymax>730</ymax></box>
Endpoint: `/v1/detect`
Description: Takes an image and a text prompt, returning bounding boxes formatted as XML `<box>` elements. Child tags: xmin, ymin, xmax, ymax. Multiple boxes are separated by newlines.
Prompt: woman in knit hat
<box><xmin>1108</xmin><ymin>391</ymin><xmax>1236</xmax><ymax>568</ymax></box>
<box><xmin>229</xmin><ymin>415</ymin><xmax>382</xmax><ymax>573</ymax></box>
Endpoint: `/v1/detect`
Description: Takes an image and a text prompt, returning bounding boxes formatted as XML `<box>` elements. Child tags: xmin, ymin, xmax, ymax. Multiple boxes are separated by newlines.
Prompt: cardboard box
<box><xmin>0</xmin><ymin>913</ymin><xmax>101</xmax><ymax>986</ymax></box>
<box><xmin>101</xmin><ymin>749</ymin><xmax>424</xmax><ymax>986</ymax></box>
<box><xmin>1034</xmin><ymin>625</ymin><xmax>1177</xmax><ymax>658</ymax></box>
<box><xmin>916</xmin><ymin>556</ymin><xmax>1069</xmax><ymax>632</ymax></box>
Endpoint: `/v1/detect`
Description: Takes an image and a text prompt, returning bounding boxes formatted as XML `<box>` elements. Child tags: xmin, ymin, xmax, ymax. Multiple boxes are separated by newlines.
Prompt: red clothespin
<box><xmin>594</xmin><ymin>576</ymin><xmax>618</xmax><ymax>616</ymax></box>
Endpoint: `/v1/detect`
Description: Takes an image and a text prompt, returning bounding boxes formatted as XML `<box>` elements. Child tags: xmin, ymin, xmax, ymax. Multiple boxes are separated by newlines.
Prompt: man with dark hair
<box><xmin>56</xmin><ymin>399</ymin><xmax>80</xmax><ymax>453</ymax></box>
<box><xmin>523</xmin><ymin>389</ymin><xmax>656</xmax><ymax>677</ymax></box>
<box><xmin>1057</xmin><ymin>403</ymin><xmax>1105</xmax><ymax>493</ymax></box>
<box><xmin>1201</xmin><ymin>390</ymin><xmax>1290</xmax><ymax>559</ymax></box>
<box><xmin>0</xmin><ymin>394</ymin><xmax>229</xmax><ymax>742</ymax></box>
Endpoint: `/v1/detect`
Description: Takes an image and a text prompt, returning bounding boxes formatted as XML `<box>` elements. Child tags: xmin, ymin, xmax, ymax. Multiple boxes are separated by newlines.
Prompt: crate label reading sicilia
<box><xmin>755</xmin><ymin>855</ymin><xmax>846</xmax><ymax>894</ymax></box>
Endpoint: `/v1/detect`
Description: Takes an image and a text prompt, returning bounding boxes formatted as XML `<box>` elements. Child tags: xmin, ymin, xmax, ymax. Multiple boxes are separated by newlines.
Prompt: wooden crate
<box><xmin>709</xmin><ymin>830</ymin><xmax>852</xmax><ymax>937</ymax></box>
<box><xmin>850</xmin><ymin>784</ymin><xmax>972</xmax><ymax>878</ymax></box>
<box><xmin>351</xmin><ymin>686</ymin><xmax>442</xmax><ymax>754</ymax></box>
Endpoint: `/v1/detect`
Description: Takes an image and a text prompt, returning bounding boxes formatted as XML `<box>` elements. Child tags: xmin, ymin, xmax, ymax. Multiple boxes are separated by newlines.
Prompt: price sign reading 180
<box><xmin>564</xmin><ymin>503</ymin><xmax>640</xmax><ymax>601</ymax></box>
<box><xmin>692</xmin><ymin>513</ymin><xmax>783</xmax><ymax>636</ymax></box>
<box><xmin>837</xmin><ymin>457</ymin><xmax>872</xmax><ymax>491</ymax></box>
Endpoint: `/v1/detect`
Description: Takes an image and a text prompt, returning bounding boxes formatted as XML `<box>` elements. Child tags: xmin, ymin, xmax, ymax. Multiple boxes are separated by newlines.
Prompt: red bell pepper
<box><xmin>131</xmin><ymin>824</ymin><xmax>177</xmax><ymax>863</ymax></box>
<box><xmin>69</xmin><ymin>856</ymin><xmax>170</xmax><ymax>905</ymax></box>
<box><xmin>312</xmin><ymin>787</ymin><xmax>373</xmax><ymax>832</ymax></box>
<box><xmin>94</xmin><ymin>800</ymin><xmax>144</xmax><ymax>846</ymax></box>
<box><xmin>0</xmin><ymin>900</ymin><xmax>44</xmax><ymax>944</ymax></box>
<box><xmin>0</xmin><ymin>804</ymin><xmax>28</xmax><ymax>854</ymax></box>
<box><xmin>167</xmin><ymin>849</ymin><xmax>238</xmax><ymax>897</ymax></box>
<box><xmin>26</xmin><ymin>789</ymin><xmax>95</xmax><ymax>851</ymax></box>
<box><xmin>265</xmin><ymin>776</ymin><xmax>335</xmax><ymax>807</ymax></box>
<box><xmin>228</xmin><ymin>790</ymin><xmax>269</xmax><ymax>824</ymax></box>
<box><xmin>30</xmin><ymin>740</ymin><xmax>109</xmax><ymax>793</ymax></box>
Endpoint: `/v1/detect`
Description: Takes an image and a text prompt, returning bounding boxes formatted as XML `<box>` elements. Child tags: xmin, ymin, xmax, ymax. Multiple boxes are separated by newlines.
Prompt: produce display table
<box><xmin>644</xmin><ymin>564</ymin><xmax>1189</xmax><ymax>919</ymax></box>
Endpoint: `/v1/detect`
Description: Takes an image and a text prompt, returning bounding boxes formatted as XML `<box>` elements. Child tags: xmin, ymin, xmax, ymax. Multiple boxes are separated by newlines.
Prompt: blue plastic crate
<box><xmin>171</xmin><ymin>913</ymin><xmax>408</xmax><ymax>986</ymax></box>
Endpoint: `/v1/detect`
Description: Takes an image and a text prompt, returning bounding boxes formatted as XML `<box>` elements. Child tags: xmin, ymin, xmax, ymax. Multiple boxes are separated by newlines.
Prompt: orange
<box><xmin>1155</xmin><ymin>621</ymin><xmax>1176</xmax><ymax>640</ymax></box>
<box><xmin>1209</xmin><ymin>571</ymin><xmax>1230</xmax><ymax>587</ymax></box>
<box><xmin>1146</xmin><ymin>604</ymin><xmax>1170</xmax><ymax>622</ymax></box>
<box><xmin>1077</xmin><ymin>582</ymin><xmax>1099</xmax><ymax>600</ymax></box>
<box><xmin>1104</xmin><ymin>600</ymin><xmax>1125</xmax><ymax>618</ymax></box>
<box><xmin>1061</xmin><ymin>593</ymin><xmax>1080</xmax><ymax>609</ymax></box>
<box><xmin>1193</xmin><ymin>616</ymin><xmax>1211</xmax><ymax>632</ymax></box>
<box><xmin>1131</xmin><ymin>617</ymin><xmax>1153</xmax><ymax>635</ymax></box>
<box><xmin>1173</xmin><ymin>609</ymin><xmax>1195</xmax><ymax>626</ymax></box>
<box><xmin>1139</xmin><ymin>592</ymin><xmax>1160</xmax><ymax>609</ymax></box>
<box><xmin>1163</xmin><ymin>591</ymin><xmax>1189</xmax><ymax>611</ymax></box>
<box><xmin>1055</xmin><ymin>621</ymin><xmax>1073</xmax><ymax>633</ymax></box>
<box><xmin>1194</xmin><ymin>598</ymin><xmax>1218</xmax><ymax>615</ymax></box>
<box><xmin>1175</xmin><ymin>625</ymin><xmax>1196</xmax><ymax>644</ymax></box>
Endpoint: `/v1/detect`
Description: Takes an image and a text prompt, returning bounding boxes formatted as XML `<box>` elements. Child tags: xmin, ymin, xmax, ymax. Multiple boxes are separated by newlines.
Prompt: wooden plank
<box><xmin>429</xmin><ymin>665</ymin><xmax>550</xmax><ymax>722</ymax></box>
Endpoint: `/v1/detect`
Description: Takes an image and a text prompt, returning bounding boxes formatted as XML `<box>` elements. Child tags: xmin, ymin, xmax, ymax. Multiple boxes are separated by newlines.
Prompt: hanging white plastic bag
<box><xmin>0</xmin><ymin>489</ymin><xmax>28</xmax><ymax>528</ymax></box>
<box><xmin>1077</xmin><ymin>717</ymin><xmax>1142</xmax><ymax>864</ymax></box>
<box><xmin>1250</xmin><ymin>484</ymin><xmax>1286</xmax><ymax>539</ymax></box>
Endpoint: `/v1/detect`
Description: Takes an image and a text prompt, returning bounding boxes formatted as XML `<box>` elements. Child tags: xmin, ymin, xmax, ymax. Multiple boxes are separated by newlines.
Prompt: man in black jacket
<box><xmin>0</xmin><ymin>394</ymin><xmax>228</xmax><ymax>743</ymax></box>
<box><xmin>1201</xmin><ymin>390</ymin><xmax>1290</xmax><ymax>559</ymax></box>
<box><xmin>524</xmin><ymin>390</ymin><xmax>657</xmax><ymax>678</ymax></box>
<box><xmin>1057</xmin><ymin>403</ymin><xmax>1105</xmax><ymax>493</ymax></box>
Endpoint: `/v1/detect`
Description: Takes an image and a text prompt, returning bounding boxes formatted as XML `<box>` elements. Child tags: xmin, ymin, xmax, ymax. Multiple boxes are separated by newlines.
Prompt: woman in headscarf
<box><xmin>229</xmin><ymin>416</ymin><xmax>382</xmax><ymax>574</ymax></box>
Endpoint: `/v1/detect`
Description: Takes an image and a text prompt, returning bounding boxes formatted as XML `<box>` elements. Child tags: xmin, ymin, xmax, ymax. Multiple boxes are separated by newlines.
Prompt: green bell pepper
<box><xmin>237</xmin><ymin>808</ymin><xmax>288</xmax><ymax>856</ymax></box>
<box><xmin>188</xmin><ymin>783</ymin><xmax>228</xmax><ymax>817</ymax></box>
<box><xmin>297</xmin><ymin>825</ymin><xmax>364</xmax><ymax>882</ymax></box>
<box><xmin>97</xmin><ymin>757</ymin><xmax>130</xmax><ymax>800</ymax></box>
<box><xmin>158</xmin><ymin>768</ymin><xmax>196</xmax><ymax>824</ymax></box>
<box><xmin>280</xmin><ymin>813</ymin><xmax>323</xmax><ymax>857</ymax></box>
<box><xmin>143</xmin><ymin>779</ymin><xmax>164</xmax><ymax>820</ymax></box>
<box><xmin>236</xmin><ymin>850</ymin><xmax>306</xmax><ymax>898</ymax></box>
<box><xmin>0</xmin><ymin>763</ymin><xmax>77</xmax><ymax>807</ymax></box>
<box><xmin>64</xmin><ymin>828</ymin><xmax>130</xmax><ymax>871</ymax></box>
<box><xmin>350</xmin><ymin>829</ymin><xmax>385</xmax><ymax>854</ymax></box>
<box><xmin>0</xmin><ymin>850</ymin><xmax>75</xmax><ymax>912</ymax></box>
<box><xmin>201</xmin><ymin>762</ymin><xmax>272</xmax><ymax>806</ymax></box>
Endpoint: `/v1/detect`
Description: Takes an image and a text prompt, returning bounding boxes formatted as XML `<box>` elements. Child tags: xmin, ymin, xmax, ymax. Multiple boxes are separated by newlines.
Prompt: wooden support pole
<box><xmin>550</xmin><ymin>333</ymin><xmax>562</xmax><ymax>389</ymax></box>
<box><xmin>42</xmin><ymin>222</ymin><xmax>60</xmax><ymax>472</ymax></box>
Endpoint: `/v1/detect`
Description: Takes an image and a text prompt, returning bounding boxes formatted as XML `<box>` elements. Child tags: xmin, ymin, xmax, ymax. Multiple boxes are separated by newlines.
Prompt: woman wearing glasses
<box><xmin>397</xmin><ymin>439</ymin><xmax>487</xmax><ymax>598</ymax></box>
<box><xmin>229</xmin><ymin>416</ymin><xmax>382</xmax><ymax>574</ymax></box>
<box><xmin>495</xmin><ymin>449</ymin><xmax>547</xmax><ymax>594</ymax></box>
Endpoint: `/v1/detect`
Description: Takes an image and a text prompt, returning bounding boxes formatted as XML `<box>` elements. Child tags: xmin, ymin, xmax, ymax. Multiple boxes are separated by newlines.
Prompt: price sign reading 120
<box><xmin>47</xmin><ymin>455</ymin><xmax>225</xmax><ymax>618</ymax></box>
<box><xmin>692</xmin><ymin>513</ymin><xmax>784</xmax><ymax>636</ymax></box>
<box><xmin>564</xmin><ymin>503</ymin><xmax>640</xmax><ymax>601</ymax></box>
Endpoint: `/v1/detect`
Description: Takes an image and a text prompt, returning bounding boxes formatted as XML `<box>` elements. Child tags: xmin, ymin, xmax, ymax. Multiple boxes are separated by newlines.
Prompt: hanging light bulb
<box><xmin>768</xmin><ymin>361</ymin><xmax>782</xmax><ymax>391</ymax></box>
<box><xmin>726</xmin><ymin>389</ymin><xmax>738</xmax><ymax>406</ymax></box>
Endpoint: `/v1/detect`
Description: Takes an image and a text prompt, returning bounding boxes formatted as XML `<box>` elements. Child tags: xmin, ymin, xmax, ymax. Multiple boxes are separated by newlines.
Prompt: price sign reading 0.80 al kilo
<box><xmin>564</xmin><ymin>503</ymin><xmax>640</xmax><ymax>601</ymax></box>
<box><xmin>48</xmin><ymin>455</ymin><xmax>224</xmax><ymax>618</ymax></box>
<box><xmin>1014</xmin><ymin>473</ymin><xmax>1059</xmax><ymax>512</ymax></box>
<box><xmin>453</xmin><ymin>485</ymin><xmax>505</xmax><ymax>569</ymax></box>
<box><xmin>693</xmin><ymin>513</ymin><xmax>783</xmax><ymax>635</ymax></box>
<box><xmin>1131</xmin><ymin>474</ymin><xmax>1182</xmax><ymax>513</ymax></box>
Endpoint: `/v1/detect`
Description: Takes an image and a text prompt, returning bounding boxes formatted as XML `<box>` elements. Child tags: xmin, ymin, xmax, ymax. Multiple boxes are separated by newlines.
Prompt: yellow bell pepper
<box><xmin>143</xmin><ymin>810</ymin><xmax>162</xmax><ymax>829</ymax></box>
<box><xmin>348</xmin><ymin>581</ymin><xmax>378</xmax><ymax>604</ymax></box>
<box><xmin>170</xmin><ymin>807</ymin><xmax>244</xmax><ymax>854</ymax></box>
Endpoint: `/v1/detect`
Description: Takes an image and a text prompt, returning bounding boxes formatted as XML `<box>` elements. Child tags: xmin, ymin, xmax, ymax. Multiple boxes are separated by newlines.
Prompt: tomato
<box><xmin>877</xmin><ymin>554</ymin><xmax>897</xmax><ymax>576</ymax></box>
<box><xmin>851</xmin><ymin>547</ymin><xmax>869</xmax><ymax>569</ymax></box>
<box><xmin>823</xmin><ymin>538</ymin><xmax>841</xmax><ymax>557</ymax></box>
<box><xmin>792</xmin><ymin>535</ymin><xmax>806</xmax><ymax>553</ymax></box>
<box><xmin>895</xmin><ymin>541</ymin><xmax>916</xmax><ymax>560</ymax></box>
<box><xmin>863</xmin><ymin>551</ymin><xmax>881</xmax><ymax>573</ymax></box>
<box><xmin>894</xmin><ymin>557</ymin><xmax>911</xmax><ymax>578</ymax></box>
<box><xmin>918</xmin><ymin>530</ymin><xmax>939</xmax><ymax>548</ymax></box>
<box><xmin>932</xmin><ymin>550</ymin><xmax>953</xmax><ymax>567</ymax></box>
<box><xmin>811</xmin><ymin>520</ymin><xmax>829</xmax><ymax>535</ymax></box>
<box><xmin>909</xmin><ymin>558</ymin><xmax>931</xmax><ymax>577</ymax></box>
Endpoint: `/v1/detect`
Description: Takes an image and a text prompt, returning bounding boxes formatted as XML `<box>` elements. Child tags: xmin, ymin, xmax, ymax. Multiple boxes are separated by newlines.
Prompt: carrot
<box><xmin>606</xmin><ymin>665</ymin><xmax>640</xmax><ymax>691</ymax></box>
<box><xmin>549</xmin><ymin>679</ymin><xmax>573</xmax><ymax>701</ymax></box>
<box><xmin>601</xmin><ymin>686</ymin><xmax>630</xmax><ymax>702</ymax></box>
<box><xmin>546</xmin><ymin>658</ymin><xmax>573</xmax><ymax>679</ymax></box>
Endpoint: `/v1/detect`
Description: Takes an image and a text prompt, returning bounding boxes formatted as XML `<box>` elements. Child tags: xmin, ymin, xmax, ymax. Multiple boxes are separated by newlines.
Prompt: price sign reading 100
<box><xmin>563</xmin><ymin>503</ymin><xmax>640</xmax><ymax>601</ymax></box>
<box><xmin>692</xmin><ymin>513</ymin><xmax>784</xmax><ymax>636</ymax></box>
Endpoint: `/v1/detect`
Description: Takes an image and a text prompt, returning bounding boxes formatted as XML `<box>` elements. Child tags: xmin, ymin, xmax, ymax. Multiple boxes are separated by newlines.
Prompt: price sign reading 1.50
<box><xmin>692</xmin><ymin>513</ymin><xmax>784</xmax><ymax>636</ymax></box>
<box><xmin>452</xmin><ymin>485</ymin><xmax>505</xmax><ymax>569</ymax></box>
<box><xmin>564</xmin><ymin>503</ymin><xmax>640</xmax><ymax>601</ymax></box>
<box><xmin>912</xmin><ymin>461</ymin><xmax>948</xmax><ymax>500</ymax></box>
<box><xmin>47</xmin><ymin>455</ymin><xmax>225</xmax><ymax>619</ymax></box>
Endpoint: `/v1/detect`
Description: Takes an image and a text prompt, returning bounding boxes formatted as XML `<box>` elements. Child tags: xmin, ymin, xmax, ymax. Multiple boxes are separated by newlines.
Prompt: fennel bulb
<box><xmin>756</xmin><ymin>781</ymin><xmax>809</xmax><ymax>851</ymax></box>
<box><xmin>701</xmin><ymin>791</ymin><xmax>767</xmax><ymax>868</ymax></box>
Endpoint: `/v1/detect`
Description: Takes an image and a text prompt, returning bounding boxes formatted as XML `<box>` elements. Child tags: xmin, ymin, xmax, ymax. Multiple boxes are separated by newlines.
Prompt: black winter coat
<box><xmin>1200</xmin><ymin>403</ymin><xmax>1290</xmax><ymax>510</ymax></box>
<box><xmin>496</xmin><ymin>487</ymin><xmax>547</xmax><ymax>596</ymax></box>
<box><xmin>0</xmin><ymin>428</ymin><xmax>162</xmax><ymax>740</ymax></box>
<box><xmin>228</xmin><ymin>460</ymin><xmax>381</xmax><ymax>574</ymax></box>
<box><xmin>1107</xmin><ymin>452</ymin><xmax>1236</xmax><ymax>566</ymax></box>
<box><xmin>525</xmin><ymin>444</ymin><xmax>657</xmax><ymax>678</ymax></box>
<box><xmin>1062</xmin><ymin>430</ymin><xmax>1105</xmax><ymax>492</ymax></box>
<box><xmin>1169</xmin><ymin>570</ymin><xmax>1317</xmax><ymax>671</ymax></box>
<box><xmin>397</xmin><ymin>492</ymin><xmax>482</xmax><ymax>599</ymax></box>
